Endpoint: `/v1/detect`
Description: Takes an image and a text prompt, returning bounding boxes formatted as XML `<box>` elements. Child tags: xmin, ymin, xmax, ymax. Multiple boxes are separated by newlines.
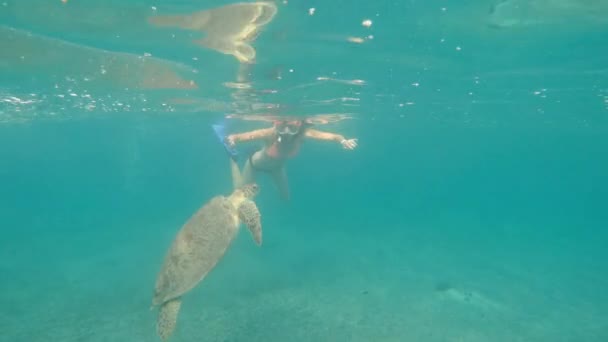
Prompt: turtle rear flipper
<box><xmin>157</xmin><ymin>298</ymin><xmax>182</xmax><ymax>341</ymax></box>
<box><xmin>238</xmin><ymin>199</ymin><xmax>262</xmax><ymax>245</ymax></box>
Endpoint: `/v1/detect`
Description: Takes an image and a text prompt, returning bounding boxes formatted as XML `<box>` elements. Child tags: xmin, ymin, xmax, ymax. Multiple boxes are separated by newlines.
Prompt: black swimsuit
<box><xmin>249</xmin><ymin>128</ymin><xmax>308</xmax><ymax>172</ymax></box>
<box><xmin>248</xmin><ymin>153</ymin><xmax>274</xmax><ymax>173</ymax></box>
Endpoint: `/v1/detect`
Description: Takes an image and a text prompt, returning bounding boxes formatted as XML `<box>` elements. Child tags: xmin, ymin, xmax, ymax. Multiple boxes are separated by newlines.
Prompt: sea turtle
<box><xmin>151</xmin><ymin>183</ymin><xmax>263</xmax><ymax>341</ymax></box>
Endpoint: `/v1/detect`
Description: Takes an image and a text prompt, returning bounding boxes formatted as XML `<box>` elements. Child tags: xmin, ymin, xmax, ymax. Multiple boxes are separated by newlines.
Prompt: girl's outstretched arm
<box><xmin>227</xmin><ymin>127</ymin><xmax>275</xmax><ymax>145</ymax></box>
<box><xmin>305</xmin><ymin>129</ymin><xmax>358</xmax><ymax>150</ymax></box>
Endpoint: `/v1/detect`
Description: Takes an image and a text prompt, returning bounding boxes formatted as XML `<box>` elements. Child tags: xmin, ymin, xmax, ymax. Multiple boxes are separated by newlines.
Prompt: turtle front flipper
<box><xmin>157</xmin><ymin>298</ymin><xmax>182</xmax><ymax>341</ymax></box>
<box><xmin>238</xmin><ymin>199</ymin><xmax>262</xmax><ymax>245</ymax></box>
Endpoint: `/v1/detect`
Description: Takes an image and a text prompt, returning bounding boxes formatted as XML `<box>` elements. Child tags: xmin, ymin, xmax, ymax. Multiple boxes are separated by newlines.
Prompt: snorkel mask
<box><xmin>275</xmin><ymin>120</ymin><xmax>302</xmax><ymax>141</ymax></box>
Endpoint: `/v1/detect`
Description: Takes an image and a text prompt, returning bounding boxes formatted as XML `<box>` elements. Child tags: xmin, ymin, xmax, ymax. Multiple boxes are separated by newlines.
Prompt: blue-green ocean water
<box><xmin>1</xmin><ymin>0</ymin><xmax>607</xmax><ymax>341</ymax></box>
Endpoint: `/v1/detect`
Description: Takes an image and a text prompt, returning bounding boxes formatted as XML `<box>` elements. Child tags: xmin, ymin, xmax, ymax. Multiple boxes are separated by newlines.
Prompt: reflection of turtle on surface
<box><xmin>151</xmin><ymin>183</ymin><xmax>263</xmax><ymax>341</ymax></box>
<box><xmin>148</xmin><ymin>1</ymin><xmax>278</xmax><ymax>63</ymax></box>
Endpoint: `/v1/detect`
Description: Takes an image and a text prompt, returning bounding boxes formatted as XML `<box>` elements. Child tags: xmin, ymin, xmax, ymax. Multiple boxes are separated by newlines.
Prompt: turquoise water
<box><xmin>1</xmin><ymin>0</ymin><xmax>607</xmax><ymax>341</ymax></box>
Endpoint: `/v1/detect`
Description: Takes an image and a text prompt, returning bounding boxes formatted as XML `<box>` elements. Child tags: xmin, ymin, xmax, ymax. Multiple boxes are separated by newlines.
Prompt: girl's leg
<box><xmin>230</xmin><ymin>158</ymin><xmax>243</xmax><ymax>189</ymax></box>
<box><xmin>270</xmin><ymin>167</ymin><xmax>290</xmax><ymax>201</ymax></box>
<box><xmin>242</xmin><ymin>149</ymin><xmax>289</xmax><ymax>200</ymax></box>
<box><xmin>240</xmin><ymin>151</ymin><xmax>262</xmax><ymax>186</ymax></box>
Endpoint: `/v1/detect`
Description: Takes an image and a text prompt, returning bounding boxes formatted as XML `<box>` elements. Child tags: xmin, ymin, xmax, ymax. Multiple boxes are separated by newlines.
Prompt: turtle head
<box><xmin>239</xmin><ymin>183</ymin><xmax>260</xmax><ymax>199</ymax></box>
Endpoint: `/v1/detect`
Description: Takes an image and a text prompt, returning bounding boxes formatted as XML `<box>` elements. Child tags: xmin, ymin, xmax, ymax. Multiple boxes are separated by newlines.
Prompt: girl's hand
<box><xmin>341</xmin><ymin>138</ymin><xmax>358</xmax><ymax>150</ymax></box>
<box><xmin>225</xmin><ymin>135</ymin><xmax>236</xmax><ymax>147</ymax></box>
